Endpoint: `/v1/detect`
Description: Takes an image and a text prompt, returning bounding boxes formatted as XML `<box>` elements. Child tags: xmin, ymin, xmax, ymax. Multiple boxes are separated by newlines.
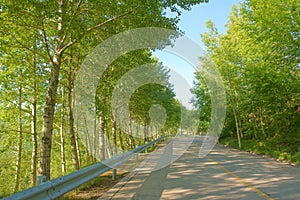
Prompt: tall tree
<box><xmin>193</xmin><ymin>0</ymin><xmax>300</xmax><ymax>155</ymax></box>
<box><xmin>1</xmin><ymin>0</ymin><xmax>209</xmax><ymax>184</ymax></box>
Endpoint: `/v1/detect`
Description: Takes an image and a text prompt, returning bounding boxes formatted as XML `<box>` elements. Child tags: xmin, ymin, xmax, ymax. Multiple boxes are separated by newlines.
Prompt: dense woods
<box><xmin>0</xmin><ymin>0</ymin><xmax>208</xmax><ymax>197</ymax></box>
<box><xmin>192</xmin><ymin>0</ymin><xmax>300</xmax><ymax>163</ymax></box>
<box><xmin>1</xmin><ymin>0</ymin><xmax>299</xmax><ymax>197</ymax></box>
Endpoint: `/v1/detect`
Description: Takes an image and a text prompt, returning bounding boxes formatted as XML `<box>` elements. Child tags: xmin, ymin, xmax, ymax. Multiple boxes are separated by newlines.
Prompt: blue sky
<box><xmin>176</xmin><ymin>0</ymin><xmax>244</xmax><ymax>44</ymax></box>
<box><xmin>154</xmin><ymin>0</ymin><xmax>244</xmax><ymax>109</ymax></box>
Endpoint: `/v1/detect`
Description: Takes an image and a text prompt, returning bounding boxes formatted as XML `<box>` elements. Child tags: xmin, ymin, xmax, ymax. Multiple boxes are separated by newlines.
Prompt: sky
<box><xmin>153</xmin><ymin>0</ymin><xmax>244</xmax><ymax>109</ymax></box>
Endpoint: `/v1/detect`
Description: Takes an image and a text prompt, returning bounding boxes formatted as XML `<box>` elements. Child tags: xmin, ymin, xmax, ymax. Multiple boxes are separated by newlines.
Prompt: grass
<box><xmin>220</xmin><ymin>136</ymin><xmax>300</xmax><ymax>166</ymax></box>
<box><xmin>61</xmin><ymin>171</ymin><xmax>128</xmax><ymax>200</ymax></box>
<box><xmin>60</xmin><ymin>142</ymin><xmax>165</xmax><ymax>200</ymax></box>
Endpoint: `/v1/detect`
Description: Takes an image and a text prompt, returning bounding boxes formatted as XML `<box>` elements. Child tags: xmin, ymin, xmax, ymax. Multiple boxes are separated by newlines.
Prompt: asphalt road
<box><xmin>99</xmin><ymin>136</ymin><xmax>300</xmax><ymax>200</ymax></box>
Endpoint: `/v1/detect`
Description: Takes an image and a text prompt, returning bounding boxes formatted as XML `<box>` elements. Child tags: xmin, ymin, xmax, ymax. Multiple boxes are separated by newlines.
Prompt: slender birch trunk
<box><xmin>93</xmin><ymin>113</ymin><xmax>97</xmax><ymax>162</ymax></box>
<box><xmin>99</xmin><ymin>115</ymin><xmax>106</xmax><ymax>160</ymax></box>
<box><xmin>39</xmin><ymin>0</ymin><xmax>65</xmax><ymax>180</ymax></box>
<box><xmin>137</xmin><ymin>123</ymin><xmax>142</xmax><ymax>146</ymax></box>
<box><xmin>84</xmin><ymin>114</ymin><xmax>94</xmax><ymax>162</ymax></box>
<box><xmin>75</xmin><ymin>129</ymin><xmax>81</xmax><ymax>167</ymax></box>
<box><xmin>111</xmin><ymin>112</ymin><xmax>117</xmax><ymax>156</ymax></box>
<box><xmin>31</xmin><ymin>98</ymin><xmax>38</xmax><ymax>186</ymax></box>
<box><xmin>14</xmin><ymin>86</ymin><xmax>23</xmax><ymax>192</ymax></box>
<box><xmin>128</xmin><ymin>113</ymin><xmax>135</xmax><ymax>149</ymax></box>
<box><xmin>59</xmin><ymin>89</ymin><xmax>66</xmax><ymax>175</ymax></box>
<box><xmin>67</xmin><ymin>68</ymin><xmax>80</xmax><ymax>170</ymax></box>
<box><xmin>73</xmin><ymin>89</ymin><xmax>81</xmax><ymax>166</ymax></box>
<box><xmin>39</xmin><ymin>53</ymin><xmax>62</xmax><ymax>180</ymax></box>
<box><xmin>118</xmin><ymin>128</ymin><xmax>125</xmax><ymax>151</ymax></box>
<box><xmin>31</xmin><ymin>47</ymin><xmax>38</xmax><ymax>186</ymax></box>
<box><xmin>232</xmin><ymin>107</ymin><xmax>241</xmax><ymax>149</ymax></box>
<box><xmin>144</xmin><ymin>122</ymin><xmax>148</xmax><ymax>143</ymax></box>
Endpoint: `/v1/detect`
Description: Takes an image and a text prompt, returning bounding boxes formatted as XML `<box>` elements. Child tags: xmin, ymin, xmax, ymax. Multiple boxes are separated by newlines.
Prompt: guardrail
<box><xmin>3</xmin><ymin>136</ymin><xmax>168</xmax><ymax>200</ymax></box>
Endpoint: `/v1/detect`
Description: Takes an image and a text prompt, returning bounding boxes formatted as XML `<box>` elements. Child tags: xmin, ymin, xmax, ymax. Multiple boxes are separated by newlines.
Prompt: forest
<box><xmin>0</xmin><ymin>0</ymin><xmax>209</xmax><ymax>197</ymax></box>
<box><xmin>192</xmin><ymin>0</ymin><xmax>300</xmax><ymax>166</ymax></box>
<box><xmin>0</xmin><ymin>0</ymin><xmax>299</xmax><ymax>198</ymax></box>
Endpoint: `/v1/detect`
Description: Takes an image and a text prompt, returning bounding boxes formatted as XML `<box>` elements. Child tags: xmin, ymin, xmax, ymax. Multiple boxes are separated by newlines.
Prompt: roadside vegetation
<box><xmin>0</xmin><ymin>0</ymin><xmax>209</xmax><ymax>197</ymax></box>
<box><xmin>61</xmin><ymin>172</ymin><xmax>127</xmax><ymax>200</ymax></box>
<box><xmin>192</xmin><ymin>0</ymin><xmax>300</xmax><ymax>165</ymax></box>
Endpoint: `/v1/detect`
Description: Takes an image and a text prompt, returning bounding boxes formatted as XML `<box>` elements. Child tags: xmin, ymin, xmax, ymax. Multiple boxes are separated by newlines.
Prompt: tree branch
<box><xmin>0</xmin><ymin>129</ymin><xmax>33</xmax><ymax>135</ymax></box>
<box><xmin>86</xmin><ymin>7</ymin><xmax>137</xmax><ymax>34</ymax></box>
<box><xmin>59</xmin><ymin>6</ymin><xmax>138</xmax><ymax>54</ymax></box>
<box><xmin>41</xmin><ymin>17</ymin><xmax>54</xmax><ymax>65</ymax></box>
<box><xmin>10</xmin><ymin>34</ymin><xmax>33</xmax><ymax>52</ymax></box>
<box><xmin>57</xmin><ymin>0</ymin><xmax>83</xmax><ymax>54</ymax></box>
<box><xmin>58</xmin><ymin>40</ymin><xmax>75</xmax><ymax>54</ymax></box>
<box><xmin>75</xmin><ymin>0</ymin><xmax>84</xmax><ymax>13</ymax></box>
<box><xmin>2</xmin><ymin>97</ymin><xmax>32</xmax><ymax>114</ymax></box>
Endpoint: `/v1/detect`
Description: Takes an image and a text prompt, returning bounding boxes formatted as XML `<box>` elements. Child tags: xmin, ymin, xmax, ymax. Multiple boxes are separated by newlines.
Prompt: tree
<box><xmin>193</xmin><ymin>0</ymin><xmax>300</xmax><ymax>156</ymax></box>
<box><xmin>1</xmin><ymin>0</ymin><xmax>209</xmax><ymax>180</ymax></box>
<box><xmin>191</xmin><ymin>69</ymin><xmax>211</xmax><ymax>134</ymax></box>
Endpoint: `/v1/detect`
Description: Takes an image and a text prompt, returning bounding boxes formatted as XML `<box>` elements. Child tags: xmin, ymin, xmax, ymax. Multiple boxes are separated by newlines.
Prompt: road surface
<box><xmin>99</xmin><ymin>136</ymin><xmax>300</xmax><ymax>200</ymax></box>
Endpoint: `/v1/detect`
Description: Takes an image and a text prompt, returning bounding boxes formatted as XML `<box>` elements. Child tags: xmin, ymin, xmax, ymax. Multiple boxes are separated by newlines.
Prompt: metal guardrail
<box><xmin>3</xmin><ymin>136</ymin><xmax>168</xmax><ymax>200</ymax></box>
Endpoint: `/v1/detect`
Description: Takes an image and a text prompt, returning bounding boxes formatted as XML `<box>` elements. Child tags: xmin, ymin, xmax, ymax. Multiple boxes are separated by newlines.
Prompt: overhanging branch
<box><xmin>82</xmin><ymin>6</ymin><xmax>139</xmax><ymax>37</ymax></box>
<box><xmin>59</xmin><ymin>6</ymin><xmax>139</xmax><ymax>55</ymax></box>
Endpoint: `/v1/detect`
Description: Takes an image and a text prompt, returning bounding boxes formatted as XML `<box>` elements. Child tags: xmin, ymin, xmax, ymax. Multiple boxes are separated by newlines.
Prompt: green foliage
<box><xmin>180</xmin><ymin>107</ymin><xmax>199</xmax><ymax>134</ymax></box>
<box><xmin>130</xmin><ymin>82</ymin><xmax>181</xmax><ymax>133</ymax></box>
<box><xmin>1</xmin><ymin>0</ymin><xmax>209</xmax><ymax>196</ymax></box>
<box><xmin>193</xmin><ymin>0</ymin><xmax>300</xmax><ymax>163</ymax></box>
<box><xmin>191</xmin><ymin>67</ymin><xmax>211</xmax><ymax>133</ymax></box>
<box><xmin>220</xmin><ymin>135</ymin><xmax>300</xmax><ymax>165</ymax></box>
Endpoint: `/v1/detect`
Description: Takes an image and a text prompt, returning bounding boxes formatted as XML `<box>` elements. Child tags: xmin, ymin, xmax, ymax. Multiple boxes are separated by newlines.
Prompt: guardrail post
<box><xmin>3</xmin><ymin>136</ymin><xmax>167</xmax><ymax>200</ymax></box>
<box><xmin>37</xmin><ymin>175</ymin><xmax>46</xmax><ymax>185</ymax></box>
<box><xmin>144</xmin><ymin>142</ymin><xmax>148</xmax><ymax>153</ymax></box>
<box><xmin>135</xmin><ymin>153</ymin><xmax>139</xmax><ymax>162</ymax></box>
<box><xmin>112</xmin><ymin>148</ymin><xmax>117</xmax><ymax>180</ymax></box>
<box><xmin>112</xmin><ymin>168</ymin><xmax>117</xmax><ymax>180</ymax></box>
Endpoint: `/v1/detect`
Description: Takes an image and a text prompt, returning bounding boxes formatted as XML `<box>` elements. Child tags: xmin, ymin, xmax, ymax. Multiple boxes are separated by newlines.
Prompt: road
<box><xmin>99</xmin><ymin>136</ymin><xmax>300</xmax><ymax>200</ymax></box>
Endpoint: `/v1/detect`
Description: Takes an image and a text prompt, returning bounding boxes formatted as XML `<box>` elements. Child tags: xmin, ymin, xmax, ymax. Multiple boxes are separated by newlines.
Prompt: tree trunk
<box><xmin>59</xmin><ymin>89</ymin><xmax>66</xmax><ymax>175</ymax></box>
<box><xmin>259</xmin><ymin>106</ymin><xmax>267</xmax><ymax>137</ymax></box>
<box><xmin>84</xmin><ymin>114</ymin><xmax>94</xmax><ymax>162</ymax></box>
<box><xmin>118</xmin><ymin>128</ymin><xmax>125</xmax><ymax>151</ymax></box>
<box><xmin>128</xmin><ymin>113</ymin><xmax>135</xmax><ymax>149</ymax></box>
<box><xmin>144</xmin><ymin>122</ymin><xmax>148</xmax><ymax>143</ymax></box>
<box><xmin>250</xmin><ymin>102</ymin><xmax>258</xmax><ymax>138</ymax></box>
<box><xmin>253</xmin><ymin>114</ymin><xmax>258</xmax><ymax>138</ymax></box>
<box><xmin>111</xmin><ymin>114</ymin><xmax>117</xmax><ymax>180</ymax></box>
<box><xmin>84</xmin><ymin>125</ymin><xmax>92</xmax><ymax>163</ymax></box>
<box><xmin>59</xmin><ymin>112</ymin><xmax>66</xmax><ymax>175</ymax></box>
<box><xmin>105</xmin><ymin>138</ymin><xmax>113</xmax><ymax>158</ymax></box>
<box><xmin>233</xmin><ymin>107</ymin><xmax>242</xmax><ymax>149</ymax></box>
<box><xmin>137</xmin><ymin>123</ymin><xmax>142</xmax><ymax>146</ymax></box>
<box><xmin>39</xmin><ymin>53</ymin><xmax>61</xmax><ymax>180</ymax></box>
<box><xmin>67</xmin><ymin>70</ymin><xmax>80</xmax><ymax>170</ymax></box>
<box><xmin>74</xmin><ymin>89</ymin><xmax>81</xmax><ymax>166</ymax></box>
<box><xmin>39</xmin><ymin>0</ymin><xmax>68</xmax><ymax>180</ymax></box>
<box><xmin>75</xmin><ymin>129</ymin><xmax>81</xmax><ymax>167</ymax></box>
<box><xmin>14</xmin><ymin>86</ymin><xmax>23</xmax><ymax>192</ymax></box>
<box><xmin>93</xmin><ymin>113</ymin><xmax>97</xmax><ymax>162</ymax></box>
<box><xmin>31</xmin><ymin>48</ymin><xmax>38</xmax><ymax>186</ymax></box>
<box><xmin>111</xmin><ymin>113</ymin><xmax>117</xmax><ymax>156</ymax></box>
<box><xmin>99</xmin><ymin>115</ymin><xmax>106</xmax><ymax>160</ymax></box>
<box><xmin>31</xmin><ymin>97</ymin><xmax>38</xmax><ymax>186</ymax></box>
